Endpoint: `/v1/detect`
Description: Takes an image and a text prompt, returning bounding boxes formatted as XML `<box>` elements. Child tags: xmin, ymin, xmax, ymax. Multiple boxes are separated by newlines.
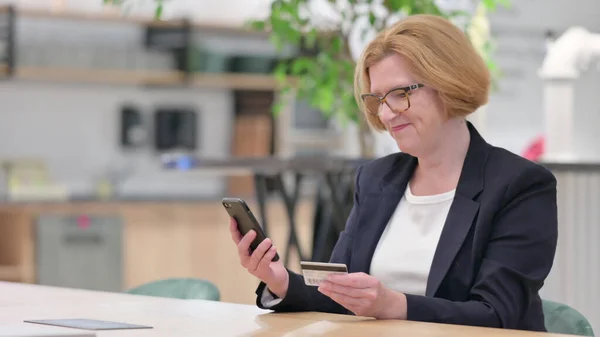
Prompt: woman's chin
<box><xmin>394</xmin><ymin>140</ymin><xmax>419</xmax><ymax>156</ymax></box>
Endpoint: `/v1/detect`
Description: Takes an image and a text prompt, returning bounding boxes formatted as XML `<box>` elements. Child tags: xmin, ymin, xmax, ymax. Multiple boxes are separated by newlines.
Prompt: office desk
<box><xmin>0</xmin><ymin>282</ymin><xmax>570</xmax><ymax>336</ymax></box>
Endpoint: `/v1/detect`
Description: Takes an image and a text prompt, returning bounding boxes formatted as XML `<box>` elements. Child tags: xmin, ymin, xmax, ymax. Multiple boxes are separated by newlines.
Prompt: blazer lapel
<box><xmin>352</xmin><ymin>155</ymin><xmax>417</xmax><ymax>274</ymax></box>
<box><xmin>425</xmin><ymin>122</ymin><xmax>490</xmax><ymax>297</ymax></box>
<box><xmin>425</xmin><ymin>194</ymin><xmax>480</xmax><ymax>296</ymax></box>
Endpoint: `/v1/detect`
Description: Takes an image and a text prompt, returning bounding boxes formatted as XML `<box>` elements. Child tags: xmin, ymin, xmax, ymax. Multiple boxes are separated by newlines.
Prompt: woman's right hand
<box><xmin>229</xmin><ymin>218</ymin><xmax>289</xmax><ymax>299</ymax></box>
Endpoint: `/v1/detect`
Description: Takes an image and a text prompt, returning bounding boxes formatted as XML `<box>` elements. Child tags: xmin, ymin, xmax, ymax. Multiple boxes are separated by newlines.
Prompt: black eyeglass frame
<box><xmin>360</xmin><ymin>83</ymin><xmax>424</xmax><ymax>115</ymax></box>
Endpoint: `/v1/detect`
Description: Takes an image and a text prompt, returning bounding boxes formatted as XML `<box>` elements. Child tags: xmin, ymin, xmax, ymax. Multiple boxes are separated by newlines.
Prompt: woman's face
<box><xmin>367</xmin><ymin>54</ymin><xmax>447</xmax><ymax>157</ymax></box>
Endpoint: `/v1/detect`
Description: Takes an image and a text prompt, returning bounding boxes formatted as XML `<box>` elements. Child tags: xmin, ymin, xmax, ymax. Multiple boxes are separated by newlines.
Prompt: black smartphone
<box><xmin>222</xmin><ymin>197</ymin><xmax>280</xmax><ymax>262</ymax></box>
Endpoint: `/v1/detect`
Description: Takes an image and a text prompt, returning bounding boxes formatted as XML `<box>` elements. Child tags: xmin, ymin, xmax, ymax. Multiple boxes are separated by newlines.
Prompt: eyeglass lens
<box><xmin>363</xmin><ymin>89</ymin><xmax>409</xmax><ymax>115</ymax></box>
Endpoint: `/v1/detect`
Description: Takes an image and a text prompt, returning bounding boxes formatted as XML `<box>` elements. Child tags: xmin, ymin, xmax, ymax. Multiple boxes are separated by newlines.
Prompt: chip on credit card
<box><xmin>300</xmin><ymin>261</ymin><xmax>348</xmax><ymax>286</ymax></box>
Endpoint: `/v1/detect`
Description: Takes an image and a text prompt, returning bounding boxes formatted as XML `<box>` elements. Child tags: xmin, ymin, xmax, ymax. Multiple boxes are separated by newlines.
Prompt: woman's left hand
<box><xmin>318</xmin><ymin>272</ymin><xmax>407</xmax><ymax>319</ymax></box>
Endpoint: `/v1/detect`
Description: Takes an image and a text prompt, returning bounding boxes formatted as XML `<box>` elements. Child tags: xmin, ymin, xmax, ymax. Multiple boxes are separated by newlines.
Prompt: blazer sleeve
<box><xmin>254</xmin><ymin>165</ymin><xmax>364</xmax><ymax>314</ymax></box>
<box><xmin>404</xmin><ymin>164</ymin><xmax>558</xmax><ymax>328</ymax></box>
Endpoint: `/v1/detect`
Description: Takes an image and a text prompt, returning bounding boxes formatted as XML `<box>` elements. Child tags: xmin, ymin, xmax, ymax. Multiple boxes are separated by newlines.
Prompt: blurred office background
<box><xmin>0</xmin><ymin>0</ymin><xmax>598</xmax><ymax>334</ymax></box>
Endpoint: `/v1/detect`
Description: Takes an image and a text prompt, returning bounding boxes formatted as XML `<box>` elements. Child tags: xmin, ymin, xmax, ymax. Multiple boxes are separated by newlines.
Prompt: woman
<box><xmin>229</xmin><ymin>14</ymin><xmax>558</xmax><ymax>331</ymax></box>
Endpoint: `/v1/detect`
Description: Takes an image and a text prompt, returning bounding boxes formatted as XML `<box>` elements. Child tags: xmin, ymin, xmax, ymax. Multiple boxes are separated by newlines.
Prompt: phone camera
<box><xmin>224</xmin><ymin>203</ymin><xmax>230</xmax><ymax>208</ymax></box>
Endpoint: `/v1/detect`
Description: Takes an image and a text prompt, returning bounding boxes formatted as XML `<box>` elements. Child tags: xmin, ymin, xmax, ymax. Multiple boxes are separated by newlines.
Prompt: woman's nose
<box><xmin>378</xmin><ymin>103</ymin><xmax>396</xmax><ymax>123</ymax></box>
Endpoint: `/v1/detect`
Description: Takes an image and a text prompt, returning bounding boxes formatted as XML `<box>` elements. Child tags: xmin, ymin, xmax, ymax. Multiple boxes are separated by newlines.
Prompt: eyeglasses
<box><xmin>360</xmin><ymin>84</ymin><xmax>424</xmax><ymax>116</ymax></box>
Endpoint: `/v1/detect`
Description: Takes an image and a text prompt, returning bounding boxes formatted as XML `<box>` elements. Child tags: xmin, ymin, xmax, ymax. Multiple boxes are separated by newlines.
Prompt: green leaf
<box><xmin>249</xmin><ymin>20</ymin><xmax>266</xmax><ymax>31</ymax></box>
<box><xmin>383</xmin><ymin>0</ymin><xmax>405</xmax><ymax>12</ymax></box>
<box><xmin>422</xmin><ymin>0</ymin><xmax>443</xmax><ymax>15</ymax></box>
<box><xmin>482</xmin><ymin>0</ymin><xmax>497</xmax><ymax>11</ymax></box>
<box><xmin>316</xmin><ymin>50</ymin><xmax>330</xmax><ymax>64</ymax></box>
<box><xmin>270</xmin><ymin>17</ymin><xmax>302</xmax><ymax>45</ymax></box>
<box><xmin>280</xmin><ymin>0</ymin><xmax>301</xmax><ymax>21</ymax></box>
<box><xmin>154</xmin><ymin>2</ymin><xmax>163</xmax><ymax>20</ymax></box>
<box><xmin>447</xmin><ymin>10</ymin><xmax>470</xmax><ymax>19</ymax></box>
<box><xmin>316</xmin><ymin>89</ymin><xmax>335</xmax><ymax>115</ymax></box>
<box><xmin>269</xmin><ymin>34</ymin><xmax>285</xmax><ymax>51</ymax></box>
<box><xmin>270</xmin><ymin>0</ymin><xmax>284</xmax><ymax>12</ymax></box>
<box><xmin>273</xmin><ymin>62</ymin><xmax>289</xmax><ymax>83</ymax></box>
<box><xmin>305</xmin><ymin>28</ymin><xmax>318</xmax><ymax>49</ymax></box>
<box><xmin>271</xmin><ymin>85</ymin><xmax>293</xmax><ymax>117</ymax></box>
<box><xmin>291</xmin><ymin>57</ymin><xmax>315</xmax><ymax>75</ymax></box>
<box><xmin>272</xmin><ymin>99</ymin><xmax>285</xmax><ymax>116</ymax></box>
<box><xmin>330</xmin><ymin>36</ymin><xmax>343</xmax><ymax>54</ymax></box>
<box><xmin>485</xmin><ymin>56</ymin><xmax>500</xmax><ymax>74</ymax></box>
<box><xmin>368</xmin><ymin>11</ymin><xmax>377</xmax><ymax>26</ymax></box>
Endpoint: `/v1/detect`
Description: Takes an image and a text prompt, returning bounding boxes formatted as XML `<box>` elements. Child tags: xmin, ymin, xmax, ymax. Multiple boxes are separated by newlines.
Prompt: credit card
<box><xmin>300</xmin><ymin>261</ymin><xmax>348</xmax><ymax>286</ymax></box>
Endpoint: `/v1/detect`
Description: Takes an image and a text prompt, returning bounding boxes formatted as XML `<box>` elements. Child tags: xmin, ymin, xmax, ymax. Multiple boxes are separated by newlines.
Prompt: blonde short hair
<box><xmin>354</xmin><ymin>14</ymin><xmax>491</xmax><ymax>131</ymax></box>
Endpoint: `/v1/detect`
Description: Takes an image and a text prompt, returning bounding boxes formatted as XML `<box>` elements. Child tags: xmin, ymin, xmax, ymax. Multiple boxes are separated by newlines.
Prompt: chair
<box><xmin>543</xmin><ymin>299</ymin><xmax>595</xmax><ymax>336</ymax></box>
<box><xmin>125</xmin><ymin>278</ymin><xmax>220</xmax><ymax>301</ymax></box>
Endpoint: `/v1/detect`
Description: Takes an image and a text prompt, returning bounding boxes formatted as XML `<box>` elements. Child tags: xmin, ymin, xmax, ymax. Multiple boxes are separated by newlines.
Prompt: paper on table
<box><xmin>0</xmin><ymin>323</ymin><xmax>96</xmax><ymax>337</ymax></box>
<box><xmin>24</xmin><ymin>319</ymin><xmax>152</xmax><ymax>331</ymax></box>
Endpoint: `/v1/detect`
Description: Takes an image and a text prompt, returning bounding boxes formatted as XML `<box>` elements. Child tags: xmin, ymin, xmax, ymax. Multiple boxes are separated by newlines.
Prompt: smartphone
<box><xmin>222</xmin><ymin>197</ymin><xmax>280</xmax><ymax>262</ymax></box>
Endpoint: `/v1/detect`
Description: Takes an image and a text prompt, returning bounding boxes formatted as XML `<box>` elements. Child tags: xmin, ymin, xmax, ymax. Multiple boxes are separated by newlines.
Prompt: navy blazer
<box><xmin>256</xmin><ymin>122</ymin><xmax>558</xmax><ymax>332</ymax></box>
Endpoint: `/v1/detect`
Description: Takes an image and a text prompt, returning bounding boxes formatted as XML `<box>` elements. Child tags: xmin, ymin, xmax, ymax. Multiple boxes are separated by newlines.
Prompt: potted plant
<box><xmin>249</xmin><ymin>0</ymin><xmax>509</xmax><ymax>158</ymax></box>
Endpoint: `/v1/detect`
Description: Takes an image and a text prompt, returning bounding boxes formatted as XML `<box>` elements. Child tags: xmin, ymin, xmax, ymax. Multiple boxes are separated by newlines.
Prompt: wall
<box><xmin>484</xmin><ymin>0</ymin><xmax>600</xmax><ymax>155</ymax></box>
<box><xmin>0</xmin><ymin>81</ymin><xmax>233</xmax><ymax>198</ymax></box>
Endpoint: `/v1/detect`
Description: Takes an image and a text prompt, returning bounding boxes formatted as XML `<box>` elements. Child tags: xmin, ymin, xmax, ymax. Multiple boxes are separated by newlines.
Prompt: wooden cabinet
<box><xmin>0</xmin><ymin>209</ymin><xmax>34</xmax><ymax>283</ymax></box>
<box><xmin>228</xmin><ymin>90</ymin><xmax>276</xmax><ymax>197</ymax></box>
<box><xmin>35</xmin><ymin>214</ymin><xmax>123</xmax><ymax>292</ymax></box>
<box><xmin>0</xmin><ymin>199</ymin><xmax>314</xmax><ymax>305</ymax></box>
<box><xmin>228</xmin><ymin>114</ymin><xmax>273</xmax><ymax>197</ymax></box>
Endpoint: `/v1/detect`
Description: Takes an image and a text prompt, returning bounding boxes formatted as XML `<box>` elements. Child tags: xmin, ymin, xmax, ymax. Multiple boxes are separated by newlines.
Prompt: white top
<box><xmin>369</xmin><ymin>184</ymin><xmax>455</xmax><ymax>296</ymax></box>
<box><xmin>260</xmin><ymin>184</ymin><xmax>455</xmax><ymax>307</ymax></box>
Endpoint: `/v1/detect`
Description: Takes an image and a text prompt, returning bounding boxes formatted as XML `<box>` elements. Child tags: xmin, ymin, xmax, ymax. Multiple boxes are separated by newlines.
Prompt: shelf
<box><xmin>191</xmin><ymin>72</ymin><xmax>281</xmax><ymax>91</ymax></box>
<box><xmin>0</xmin><ymin>6</ymin><xmax>283</xmax><ymax>90</ymax></box>
<box><xmin>14</xmin><ymin>67</ymin><xmax>184</xmax><ymax>86</ymax></box>
<box><xmin>288</xmin><ymin>130</ymin><xmax>343</xmax><ymax>148</ymax></box>
<box><xmin>9</xmin><ymin>66</ymin><xmax>280</xmax><ymax>91</ymax></box>
<box><xmin>0</xmin><ymin>6</ymin><xmax>268</xmax><ymax>37</ymax></box>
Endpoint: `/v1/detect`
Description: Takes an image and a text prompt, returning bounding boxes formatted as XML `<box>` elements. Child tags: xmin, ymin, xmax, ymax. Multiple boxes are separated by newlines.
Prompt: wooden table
<box><xmin>0</xmin><ymin>282</ymin><xmax>569</xmax><ymax>336</ymax></box>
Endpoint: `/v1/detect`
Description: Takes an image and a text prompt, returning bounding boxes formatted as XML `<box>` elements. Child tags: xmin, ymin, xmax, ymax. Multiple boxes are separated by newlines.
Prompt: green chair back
<box><xmin>543</xmin><ymin>299</ymin><xmax>594</xmax><ymax>336</ymax></box>
<box><xmin>125</xmin><ymin>278</ymin><xmax>220</xmax><ymax>301</ymax></box>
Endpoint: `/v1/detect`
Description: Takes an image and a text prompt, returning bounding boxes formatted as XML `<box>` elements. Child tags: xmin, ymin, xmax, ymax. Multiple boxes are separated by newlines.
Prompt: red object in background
<box><xmin>77</xmin><ymin>215</ymin><xmax>91</xmax><ymax>229</ymax></box>
<box><xmin>522</xmin><ymin>135</ymin><xmax>545</xmax><ymax>162</ymax></box>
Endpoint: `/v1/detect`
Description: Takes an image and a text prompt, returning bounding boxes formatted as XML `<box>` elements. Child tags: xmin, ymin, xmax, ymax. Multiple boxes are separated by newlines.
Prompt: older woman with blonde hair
<box><xmin>229</xmin><ymin>14</ymin><xmax>558</xmax><ymax>331</ymax></box>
